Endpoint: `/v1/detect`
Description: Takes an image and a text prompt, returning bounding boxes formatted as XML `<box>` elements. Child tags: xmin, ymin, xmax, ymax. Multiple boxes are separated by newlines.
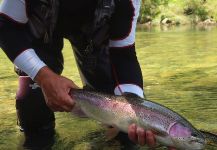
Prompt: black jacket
<box><xmin>0</xmin><ymin>0</ymin><xmax>144</xmax><ymax>96</ymax></box>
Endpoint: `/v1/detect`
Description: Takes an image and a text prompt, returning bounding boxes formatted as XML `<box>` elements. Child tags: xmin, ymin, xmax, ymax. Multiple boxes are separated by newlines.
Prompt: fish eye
<box><xmin>192</xmin><ymin>133</ymin><xmax>198</xmax><ymax>137</ymax></box>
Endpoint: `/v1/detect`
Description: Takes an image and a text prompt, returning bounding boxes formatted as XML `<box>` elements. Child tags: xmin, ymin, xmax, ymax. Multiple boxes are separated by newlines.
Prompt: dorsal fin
<box><xmin>123</xmin><ymin>93</ymin><xmax>145</xmax><ymax>104</ymax></box>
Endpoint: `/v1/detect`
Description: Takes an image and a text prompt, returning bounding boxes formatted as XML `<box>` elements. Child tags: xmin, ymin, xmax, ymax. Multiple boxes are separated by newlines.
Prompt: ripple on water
<box><xmin>0</xmin><ymin>26</ymin><xmax>217</xmax><ymax>149</ymax></box>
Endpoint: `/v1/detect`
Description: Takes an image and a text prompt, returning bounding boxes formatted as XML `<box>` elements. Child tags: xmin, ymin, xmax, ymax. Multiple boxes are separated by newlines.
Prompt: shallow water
<box><xmin>0</xmin><ymin>25</ymin><xmax>217</xmax><ymax>149</ymax></box>
<box><xmin>137</xmin><ymin>25</ymin><xmax>217</xmax><ymax>131</ymax></box>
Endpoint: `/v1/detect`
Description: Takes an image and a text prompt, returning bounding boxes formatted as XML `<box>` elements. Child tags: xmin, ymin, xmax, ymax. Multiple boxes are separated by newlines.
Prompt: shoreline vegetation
<box><xmin>0</xmin><ymin>0</ymin><xmax>217</xmax><ymax>27</ymax></box>
<box><xmin>138</xmin><ymin>0</ymin><xmax>217</xmax><ymax>27</ymax></box>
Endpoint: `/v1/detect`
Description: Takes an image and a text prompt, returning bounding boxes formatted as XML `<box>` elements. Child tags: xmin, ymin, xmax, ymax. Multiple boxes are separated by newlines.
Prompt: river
<box><xmin>0</xmin><ymin>25</ymin><xmax>216</xmax><ymax>149</ymax></box>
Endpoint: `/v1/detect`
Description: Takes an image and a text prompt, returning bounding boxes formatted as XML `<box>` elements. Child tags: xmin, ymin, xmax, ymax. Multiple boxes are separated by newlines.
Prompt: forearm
<box><xmin>0</xmin><ymin>12</ymin><xmax>47</xmax><ymax>80</ymax></box>
<box><xmin>110</xmin><ymin>46</ymin><xmax>144</xmax><ymax>97</ymax></box>
<box><xmin>109</xmin><ymin>0</ymin><xmax>142</xmax><ymax>97</ymax></box>
<box><xmin>0</xmin><ymin>17</ymin><xmax>31</xmax><ymax>60</ymax></box>
<box><xmin>0</xmin><ymin>0</ymin><xmax>30</xmax><ymax>60</ymax></box>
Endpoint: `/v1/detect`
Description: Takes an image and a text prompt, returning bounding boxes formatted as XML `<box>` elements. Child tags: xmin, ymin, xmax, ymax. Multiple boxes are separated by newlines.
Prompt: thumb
<box><xmin>66</xmin><ymin>79</ymin><xmax>79</xmax><ymax>89</ymax></box>
<box><xmin>66</xmin><ymin>94</ymin><xmax>75</xmax><ymax>107</ymax></box>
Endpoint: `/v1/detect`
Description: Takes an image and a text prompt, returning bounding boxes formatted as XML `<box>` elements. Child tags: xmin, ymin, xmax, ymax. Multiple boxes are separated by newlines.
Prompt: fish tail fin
<box><xmin>200</xmin><ymin>130</ymin><xmax>217</xmax><ymax>147</ymax></box>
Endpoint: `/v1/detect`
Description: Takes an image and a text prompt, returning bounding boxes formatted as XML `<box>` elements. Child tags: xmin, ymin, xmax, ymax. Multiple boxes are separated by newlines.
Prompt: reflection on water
<box><xmin>0</xmin><ymin>25</ymin><xmax>217</xmax><ymax>149</ymax></box>
<box><xmin>136</xmin><ymin>25</ymin><xmax>217</xmax><ymax>131</ymax></box>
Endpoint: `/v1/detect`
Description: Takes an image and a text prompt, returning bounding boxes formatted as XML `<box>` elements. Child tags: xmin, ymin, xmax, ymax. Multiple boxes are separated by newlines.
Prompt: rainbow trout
<box><xmin>70</xmin><ymin>89</ymin><xmax>205</xmax><ymax>150</ymax></box>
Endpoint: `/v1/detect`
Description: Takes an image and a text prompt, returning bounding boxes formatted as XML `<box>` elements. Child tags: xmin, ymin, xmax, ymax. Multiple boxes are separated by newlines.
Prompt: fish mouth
<box><xmin>187</xmin><ymin>136</ymin><xmax>206</xmax><ymax>150</ymax></box>
<box><xmin>191</xmin><ymin>138</ymin><xmax>205</xmax><ymax>145</ymax></box>
<box><xmin>191</xmin><ymin>131</ymin><xmax>206</xmax><ymax>145</ymax></box>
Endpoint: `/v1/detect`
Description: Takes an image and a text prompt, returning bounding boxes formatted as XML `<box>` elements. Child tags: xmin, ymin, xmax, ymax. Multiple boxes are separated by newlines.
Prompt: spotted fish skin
<box><xmin>70</xmin><ymin>89</ymin><xmax>205</xmax><ymax>150</ymax></box>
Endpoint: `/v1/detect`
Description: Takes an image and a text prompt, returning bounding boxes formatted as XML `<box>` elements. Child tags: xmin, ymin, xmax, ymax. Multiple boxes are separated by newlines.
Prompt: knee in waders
<box><xmin>15</xmin><ymin>77</ymin><xmax>55</xmax><ymax>137</ymax></box>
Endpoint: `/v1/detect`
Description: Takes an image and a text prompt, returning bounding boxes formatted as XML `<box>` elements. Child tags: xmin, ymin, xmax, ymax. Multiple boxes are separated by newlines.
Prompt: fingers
<box><xmin>61</xmin><ymin>78</ymin><xmax>78</xmax><ymax>110</ymax></box>
<box><xmin>128</xmin><ymin>125</ymin><xmax>176</xmax><ymax>150</ymax></box>
<box><xmin>128</xmin><ymin>124</ymin><xmax>157</xmax><ymax>148</ymax></box>
<box><xmin>52</xmin><ymin>94</ymin><xmax>75</xmax><ymax>112</ymax></box>
<box><xmin>37</xmin><ymin>72</ymin><xmax>78</xmax><ymax>112</ymax></box>
<box><xmin>146</xmin><ymin>130</ymin><xmax>156</xmax><ymax>148</ymax></box>
<box><xmin>63</xmin><ymin>76</ymin><xmax>80</xmax><ymax>89</ymax></box>
<box><xmin>47</xmin><ymin>77</ymin><xmax>77</xmax><ymax>112</ymax></box>
<box><xmin>70</xmin><ymin>81</ymin><xmax>80</xmax><ymax>89</ymax></box>
<box><xmin>62</xmin><ymin>94</ymin><xmax>75</xmax><ymax>111</ymax></box>
<box><xmin>48</xmin><ymin>102</ymin><xmax>74</xmax><ymax>112</ymax></box>
<box><xmin>49</xmin><ymin>104</ymin><xmax>65</xmax><ymax>112</ymax></box>
<box><xmin>137</xmin><ymin>126</ymin><xmax>146</xmax><ymax>146</ymax></box>
<box><xmin>43</xmin><ymin>89</ymin><xmax>75</xmax><ymax>112</ymax></box>
<box><xmin>128</xmin><ymin>124</ymin><xmax>137</xmax><ymax>143</ymax></box>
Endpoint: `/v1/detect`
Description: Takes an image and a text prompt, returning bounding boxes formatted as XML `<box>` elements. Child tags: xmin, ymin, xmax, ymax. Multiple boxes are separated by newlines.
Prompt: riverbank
<box><xmin>137</xmin><ymin>20</ymin><xmax>217</xmax><ymax>32</ymax></box>
<box><xmin>139</xmin><ymin>0</ymin><xmax>217</xmax><ymax>27</ymax></box>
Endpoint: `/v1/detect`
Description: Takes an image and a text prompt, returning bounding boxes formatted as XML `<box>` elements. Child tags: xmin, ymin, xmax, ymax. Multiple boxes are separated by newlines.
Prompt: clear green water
<box><xmin>0</xmin><ymin>26</ymin><xmax>216</xmax><ymax>149</ymax></box>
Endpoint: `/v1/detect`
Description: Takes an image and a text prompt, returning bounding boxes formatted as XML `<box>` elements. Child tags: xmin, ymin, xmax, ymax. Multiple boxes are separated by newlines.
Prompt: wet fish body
<box><xmin>70</xmin><ymin>89</ymin><xmax>205</xmax><ymax>150</ymax></box>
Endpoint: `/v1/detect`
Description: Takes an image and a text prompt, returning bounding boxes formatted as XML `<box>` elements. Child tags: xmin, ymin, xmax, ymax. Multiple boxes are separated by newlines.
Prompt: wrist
<box><xmin>34</xmin><ymin>66</ymin><xmax>56</xmax><ymax>86</ymax></box>
<box><xmin>14</xmin><ymin>49</ymin><xmax>46</xmax><ymax>80</ymax></box>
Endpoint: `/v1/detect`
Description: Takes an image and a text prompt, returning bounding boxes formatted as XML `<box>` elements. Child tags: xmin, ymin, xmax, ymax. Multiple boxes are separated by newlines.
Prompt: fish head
<box><xmin>169</xmin><ymin>122</ymin><xmax>205</xmax><ymax>150</ymax></box>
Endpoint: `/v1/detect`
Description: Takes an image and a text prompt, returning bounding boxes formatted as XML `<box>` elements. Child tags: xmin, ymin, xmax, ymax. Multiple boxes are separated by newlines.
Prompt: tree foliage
<box><xmin>139</xmin><ymin>0</ymin><xmax>212</xmax><ymax>24</ymax></box>
<box><xmin>139</xmin><ymin>0</ymin><xmax>169</xmax><ymax>23</ymax></box>
<box><xmin>184</xmin><ymin>0</ymin><xmax>209</xmax><ymax>21</ymax></box>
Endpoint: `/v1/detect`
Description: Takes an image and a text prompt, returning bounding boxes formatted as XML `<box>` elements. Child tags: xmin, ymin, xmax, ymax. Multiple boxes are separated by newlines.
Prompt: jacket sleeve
<box><xmin>0</xmin><ymin>0</ymin><xmax>46</xmax><ymax>79</ymax></box>
<box><xmin>0</xmin><ymin>0</ymin><xmax>31</xmax><ymax>61</ymax></box>
<box><xmin>109</xmin><ymin>0</ymin><xmax>144</xmax><ymax>97</ymax></box>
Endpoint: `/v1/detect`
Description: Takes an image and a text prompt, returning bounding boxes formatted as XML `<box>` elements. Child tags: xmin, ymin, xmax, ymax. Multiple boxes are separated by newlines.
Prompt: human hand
<box><xmin>128</xmin><ymin>124</ymin><xmax>176</xmax><ymax>150</ymax></box>
<box><xmin>35</xmin><ymin>66</ymin><xmax>79</xmax><ymax>112</ymax></box>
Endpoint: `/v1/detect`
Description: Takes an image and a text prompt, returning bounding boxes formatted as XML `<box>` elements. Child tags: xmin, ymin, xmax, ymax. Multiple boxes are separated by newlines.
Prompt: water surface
<box><xmin>0</xmin><ymin>25</ymin><xmax>216</xmax><ymax>149</ymax></box>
